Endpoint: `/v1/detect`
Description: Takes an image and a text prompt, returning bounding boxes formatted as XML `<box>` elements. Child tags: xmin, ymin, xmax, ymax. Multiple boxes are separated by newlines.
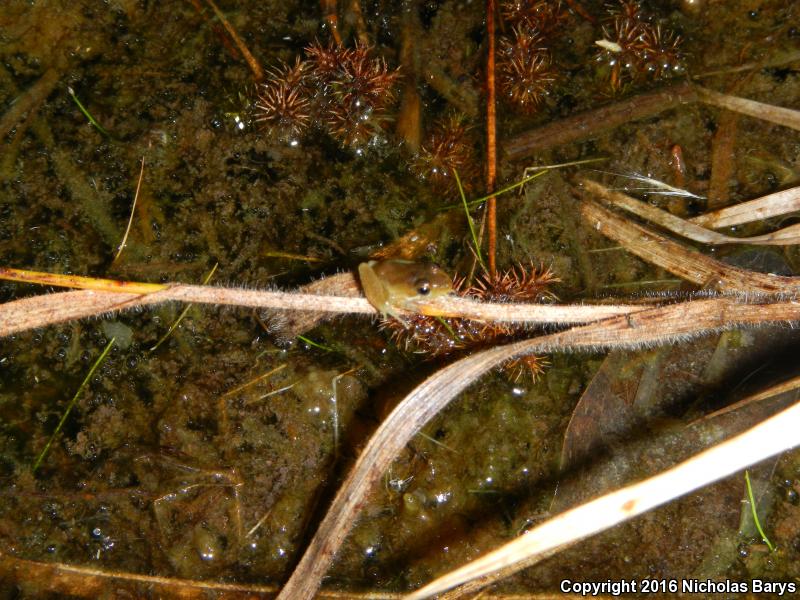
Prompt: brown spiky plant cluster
<box><xmin>410</xmin><ymin>114</ymin><xmax>480</xmax><ymax>193</ymax></box>
<box><xmin>254</xmin><ymin>58</ymin><xmax>312</xmax><ymax>145</ymax></box>
<box><xmin>381</xmin><ymin>263</ymin><xmax>558</xmax><ymax>381</ymax></box>
<box><xmin>497</xmin><ymin>1</ymin><xmax>567</xmax><ymax>113</ymax></box>
<box><xmin>255</xmin><ymin>42</ymin><xmax>400</xmax><ymax>151</ymax></box>
<box><xmin>498</xmin><ymin>26</ymin><xmax>558</xmax><ymax>114</ymax></box>
<box><xmin>501</xmin><ymin>0</ymin><xmax>570</xmax><ymax>34</ymax></box>
<box><xmin>594</xmin><ymin>0</ymin><xmax>684</xmax><ymax>92</ymax></box>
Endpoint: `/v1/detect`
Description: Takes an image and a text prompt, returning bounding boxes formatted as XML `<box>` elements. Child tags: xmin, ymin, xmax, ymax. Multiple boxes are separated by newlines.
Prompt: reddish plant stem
<box><xmin>486</xmin><ymin>0</ymin><xmax>497</xmax><ymax>276</ymax></box>
<box><xmin>187</xmin><ymin>0</ymin><xmax>240</xmax><ymax>62</ymax></box>
<box><xmin>321</xmin><ymin>0</ymin><xmax>343</xmax><ymax>45</ymax></box>
<box><xmin>203</xmin><ymin>0</ymin><xmax>264</xmax><ymax>81</ymax></box>
<box><xmin>564</xmin><ymin>0</ymin><xmax>596</xmax><ymax>24</ymax></box>
<box><xmin>707</xmin><ymin>107</ymin><xmax>739</xmax><ymax>209</ymax></box>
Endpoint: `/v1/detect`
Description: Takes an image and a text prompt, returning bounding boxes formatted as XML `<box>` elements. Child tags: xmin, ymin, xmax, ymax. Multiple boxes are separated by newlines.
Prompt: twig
<box><xmin>694</xmin><ymin>49</ymin><xmax>800</xmax><ymax>79</ymax></box>
<box><xmin>396</xmin><ymin>9</ymin><xmax>422</xmax><ymax>151</ymax></box>
<box><xmin>187</xmin><ymin>0</ymin><xmax>241</xmax><ymax>60</ymax></box>
<box><xmin>503</xmin><ymin>83</ymin><xmax>800</xmax><ymax>162</ymax></box>
<box><xmin>0</xmin><ymin>550</ymin><xmax>403</xmax><ymax>599</ymax></box>
<box><xmin>502</xmin><ymin>82</ymin><xmax>697</xmax><ymax>160</ymax></box>
<box><xmin>706</xmin><ymin>100</ymin><xmax>739</xmax><ymax>209</ymax></box>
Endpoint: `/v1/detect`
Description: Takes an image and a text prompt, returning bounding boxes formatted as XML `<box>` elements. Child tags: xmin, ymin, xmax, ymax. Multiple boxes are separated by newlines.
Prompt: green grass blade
<box><xmin>33</xmin><ymin>337</ymin><xmax>116</xmax><ymax>473</ymax></box>
<box><xmin>454</xmin><ymin>168</ymin><xmax>486</xmax><ymax>272</ymax></box>
<box><xmin>441</xmin><ymin>157</ymin><xmax>608</xmax><ymax>210</ymax></box>
<box><xmin>68</xmin><ymin>86</ymin><xmax>111</xmax><ymax>137</ymax></box>
<box><xmin>745</xmin><ymin>470</ymin><xmax>775</xmax><ymax>551</ymax></box>
<box><xmin>150</xmin><ymin>263</ymin><xmax>218</xmax><ymax>352</ymax></box>
<box><xmin>297</xmin><ymin>335</ymin><xmax>334</xmax><ymax>352</ymax></box>
<box><xmin>435</xmin><ymin>316</ymin><xmax>458</xmax><ymax>339</ymax></box>
<box><xmin>466</xmin><ymin>170</ymin><xmax>548</xmax><ymax>207</ymax></box>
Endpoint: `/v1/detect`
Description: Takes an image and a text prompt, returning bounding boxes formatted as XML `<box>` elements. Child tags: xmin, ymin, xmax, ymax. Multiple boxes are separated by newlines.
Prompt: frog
<box><xmin>358</xmin><ymin>259</ymin><xmax>453</xmax><ymax>320</ymax></box>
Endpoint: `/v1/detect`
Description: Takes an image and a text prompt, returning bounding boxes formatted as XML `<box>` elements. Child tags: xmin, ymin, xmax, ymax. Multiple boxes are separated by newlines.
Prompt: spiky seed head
<box><xmin>410</xmin><ymin>114</ymin><xmax>479</xmax><ymax>192</ymax></box>
<box><xmin>498</xmin><ymin>27</ymin><xmax>557</xmax><ymax>113</ymax></box>
<box><xmin>501</xmin><ymin>0</ymin><xmax>567</xmax><ymax>34</ymax></box>
<box><xmin>254</xmin><ymin>79</ymin><xmax>311</xmax><ymax>144</ymax></box>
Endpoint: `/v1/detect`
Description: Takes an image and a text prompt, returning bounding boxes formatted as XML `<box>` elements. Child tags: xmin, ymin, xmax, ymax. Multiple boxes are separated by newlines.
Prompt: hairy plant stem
<box><xmin>0</xmin><ymin>267</ymin><xmax>644</xmax><ymax>336</ymax></box>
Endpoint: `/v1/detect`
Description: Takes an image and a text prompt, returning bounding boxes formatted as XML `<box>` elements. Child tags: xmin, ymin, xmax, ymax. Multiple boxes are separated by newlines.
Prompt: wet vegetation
<box><xmin>1</xmin><ymin>0</ymin><xmax>800</xmax><ymax>596</ymax></box>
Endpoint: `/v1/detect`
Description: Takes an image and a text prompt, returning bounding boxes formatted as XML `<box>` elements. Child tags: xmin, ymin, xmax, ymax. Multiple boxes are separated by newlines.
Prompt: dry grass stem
<box><xmin>0</xmin><ymin>267</ymin><xmax>646</xmax><ymax>337</ymax></box>
<box><xmin>0</xmin><ymin>290</ymin><xmax>145</xmax><ymax>335</ymax></box>
<box><xmin>113</xmin><ymin>155</ymin><xmax>145</xmax><ymax>263</ymax></box>
<box><xmin>406</xmin><ymin>399</ymin><xmax>800</xmax><ymax>599</ymax></box>
<box><xmin>695</xmin><ymin>85</ymin><xmax>800</xmax><ymax>132</ymax></box>
<box><xmin>416</xmin><ymin>294</ymin><xmax>640</xmax><ymax>322</ymax></box>
<box><xmin>0</xmin><ymin>550</ymin><xmax>403</xmax><ymax>599</ymax></box>
<box><xmin>5</xmin><ymin>253</ymin><xmax>800</xmax><ymax>338</ymax></box>
<box><xmin>578</xmin><ymin>198</ymin><xmax>800</xmax><ymax>295</ymax></box>
<box><xmin>276</xmin><ymin>296</ymin><xmax>800</xmax><ymax>600</ymax></box>
<box><xmin>690</xmin><ymin>185</ymin><xmax>800</xmax><ymax>229</ymax></box>
<box><xmin>699</xmin><ymin>373</ymin><xmax>800</xmax><ymax>423</ymax></box>
<box><xmin>0</xmin><ymin>266</ymin><xmax>167</xmax><ymax>294</ymax></box>
<box><xmin>583</xmin><ymin>179</ymin><xmax>800</xmax><ymax>245</ymax></box>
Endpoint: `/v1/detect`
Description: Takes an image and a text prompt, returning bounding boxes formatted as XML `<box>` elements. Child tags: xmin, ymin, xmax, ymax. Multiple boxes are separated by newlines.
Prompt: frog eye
<box><xmin>416</xmin><ymin>280</ymin><xmax>431</xmax><ymax>295</ymax></box>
